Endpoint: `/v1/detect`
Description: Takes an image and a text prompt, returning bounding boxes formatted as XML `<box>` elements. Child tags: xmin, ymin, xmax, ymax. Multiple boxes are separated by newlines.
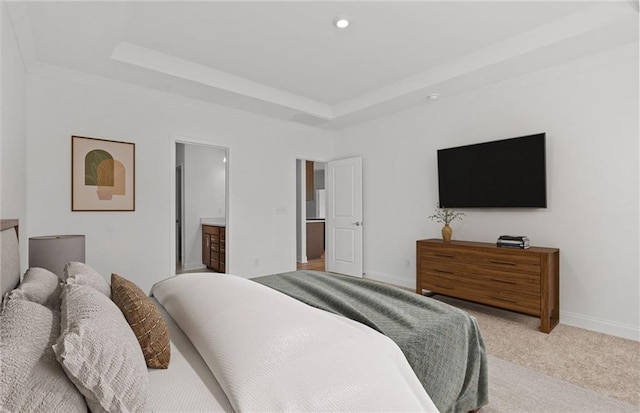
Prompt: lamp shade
<box><xmin>29</xmin><ymin>235</ymin><xmax>85</xmax><ymax>278</ymax></box>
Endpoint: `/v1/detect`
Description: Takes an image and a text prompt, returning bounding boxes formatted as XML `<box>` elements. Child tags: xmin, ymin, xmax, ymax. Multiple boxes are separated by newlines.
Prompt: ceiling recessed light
<box><xmin>333</xmin><ymin>17</ymin><xmax>350</xmax><ymax>29</ymax></box>
<box><xmin>427</xmin><ymin>93</ymin><xmax>440</xmax><ymax>101</ymax></box>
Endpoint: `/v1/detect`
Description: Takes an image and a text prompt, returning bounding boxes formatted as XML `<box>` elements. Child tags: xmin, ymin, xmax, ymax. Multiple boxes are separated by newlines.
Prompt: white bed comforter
<box><xmin>151</xmin><ymin>273</ymin><xmax>438</xmax><ymax>412</ymax></box>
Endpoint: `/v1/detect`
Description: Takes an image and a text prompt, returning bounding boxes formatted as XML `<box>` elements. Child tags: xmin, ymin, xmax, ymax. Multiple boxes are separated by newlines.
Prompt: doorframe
<box><xmin>175</xmin><ymin>163</ymin><xmax>185</xmax><ymax>266</ymax></box>
<box><xmin>170</xmin><ymin>135</ymin><xmax>231</xmax><ymax>276</ymax></box>
<box><xmin>295</xmin><ymin>156</ymin><xmax>328</xmax><ymax>268</ymax></box>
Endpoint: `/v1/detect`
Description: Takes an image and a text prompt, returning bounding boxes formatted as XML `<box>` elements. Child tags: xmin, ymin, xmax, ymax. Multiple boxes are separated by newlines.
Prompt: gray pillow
<box><xmin>7</xmin><ymin>267</ymin><xmax>62</xmax><ymax>310</ymax></box>
<box><xmin>63</xmin><ymin>261</ymin><xmax>111</xmax><ymax>297</ymax></box>
<box><xmin>54</xmin><ymin>283</ymin><xmax>148</xmax><ymax>413</ymax></box>
<box><xmin>0</xmin><ymin>299</ymin><xmax>87</xmax><ymax>412</ymax></box>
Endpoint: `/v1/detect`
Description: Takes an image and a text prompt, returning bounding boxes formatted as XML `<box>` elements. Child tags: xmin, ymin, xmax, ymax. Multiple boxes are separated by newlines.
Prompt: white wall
<box><xmin>1</xmin><ymin>3</ymin><xmax>28</xmax><ymax>266</ymax></box>
<box><xmin>183</xmin><ymin>143</ymin><xmax>226</xmax><ymax>270</ymax></box>
<box><xmin>25</xmin><ymin>67</ymin><xmax>332</xmax><ymax>293</ymax></box>
<box><xmin>333</xmin><ymin>44</ymin><xmax>639</xmax><ymax>340</ymax></box>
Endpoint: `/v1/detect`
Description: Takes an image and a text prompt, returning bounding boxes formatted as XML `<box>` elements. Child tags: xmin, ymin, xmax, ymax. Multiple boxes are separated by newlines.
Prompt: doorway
<box><xmin>296</xmin><ymin>159</ymin><xmax>327</xmax><ymax>272</ymax></box>
<box><xmin>175</xmin><ymin>142</ymin><xmax>228</xmax><ymax>274</ymax></box>
<box><xmin>295</xmin><ymin>156</ymin><xmax>363</xmax><ymax>276</ymax></box>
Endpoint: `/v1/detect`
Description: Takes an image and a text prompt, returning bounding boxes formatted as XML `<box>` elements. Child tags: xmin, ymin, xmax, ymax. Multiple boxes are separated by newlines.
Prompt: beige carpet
<box><xmin>484</xmin><ymin>355</ymin><xmax>638</xmax><ymax>413</ymax></box>
<box><xmin>433</xmin><ymin>296</ymin><xmax>640</xmax><ymax>408</ymax></box>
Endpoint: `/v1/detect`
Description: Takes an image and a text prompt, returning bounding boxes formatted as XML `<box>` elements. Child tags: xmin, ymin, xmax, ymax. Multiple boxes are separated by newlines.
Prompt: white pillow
<box><xmin>0</xmin><ymin>299</ymin><xmax>86</xmax><ymax>412</ymax></box>
<box><xmin>7</xmin><ymin>267</ymin><xmax>62</xmax><ymax>310</ymax></box>
<box><xmin>63</xmin><ymin>261</ymin><xmax>111</xmax><ymax>297</ymax></box>
<box><xmin>54</xmin><ymin>283</ymin><xmax>148</xmax><ymax>412</ymax></box>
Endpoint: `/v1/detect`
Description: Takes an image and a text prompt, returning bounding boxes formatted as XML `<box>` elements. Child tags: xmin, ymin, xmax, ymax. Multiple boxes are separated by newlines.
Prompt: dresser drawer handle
<box><xmin>490</xmin><ymin>278</ymin><xmax>516</xmax><ymax>285</ymax></box>
<box><xmin>489</xmin><ymin>260</ymin><xmax>516</xmax><ymax>266</ymax></box>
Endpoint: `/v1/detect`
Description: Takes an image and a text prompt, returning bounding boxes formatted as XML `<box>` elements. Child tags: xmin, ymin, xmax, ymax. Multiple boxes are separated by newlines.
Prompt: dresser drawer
<box><xmin>420</xmin><ymin>260</ymin><xmax>540</xmax><ymax>296</ymax></box>
<box><xmin>467</xmin><ymin>249</ymin><xmax>540</xmax><ymax>275</ymax></box>
<box><xmin>421</xmin><ymin>275</ymin><xmax>540</xmax><ymax>316</ymax></box>
<box><xmin>419</xmin><ymin>244</ymin><xmax>541</xmax><ymax>275</ymax></box>
<box><xmin>421</xmin><ymin>267</ymin><xmax>540</xmax><ymax>298</ymax></box>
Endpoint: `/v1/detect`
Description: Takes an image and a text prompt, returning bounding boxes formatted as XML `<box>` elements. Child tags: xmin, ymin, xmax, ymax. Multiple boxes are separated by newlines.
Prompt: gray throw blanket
<box><xmin>253</xmin><ymin>270</ymin><xmax>488</xmax><ymax>413</ymax></box>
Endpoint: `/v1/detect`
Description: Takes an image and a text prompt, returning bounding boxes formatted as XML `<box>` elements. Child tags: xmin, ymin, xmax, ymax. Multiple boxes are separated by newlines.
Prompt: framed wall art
<box><xmin>71</xmin><ymin>135</ymin><xmax>135</xmax><ymax>211</ymax></box>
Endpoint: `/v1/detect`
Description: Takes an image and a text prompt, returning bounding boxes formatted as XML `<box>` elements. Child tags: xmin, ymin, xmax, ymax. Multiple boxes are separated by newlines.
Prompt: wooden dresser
<box><xmin>202</xmin><ymin>225</ymin><xmax>226</xmax><ymax>273</ymax></box>
<box><xmin>416</xmin><ymin>239</ymin><xmax>559</xmax><ymax>333</ymax></box>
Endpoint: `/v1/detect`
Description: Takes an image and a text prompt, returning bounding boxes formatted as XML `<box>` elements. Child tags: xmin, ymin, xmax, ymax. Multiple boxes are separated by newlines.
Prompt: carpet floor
<box><xmin>432</xmin><ymin>295</ymin><xmax>640</xmax><ymax>411</ymax></box>
<box><xmin>485</xmin><ymin>355</ymin><xmax>637</xmax><ymax>412</ymax></box>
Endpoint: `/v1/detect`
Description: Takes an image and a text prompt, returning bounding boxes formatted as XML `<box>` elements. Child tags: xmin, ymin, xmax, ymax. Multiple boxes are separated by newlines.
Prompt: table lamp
<box><xmin>29</xmin><ymin>235</ymin><xmax>85</xmax><ymax>278</ymax></box>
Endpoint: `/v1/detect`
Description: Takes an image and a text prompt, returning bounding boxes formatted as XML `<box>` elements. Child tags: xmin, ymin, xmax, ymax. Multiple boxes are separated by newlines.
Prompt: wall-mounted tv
<box><xmin>437</xmin><ymin>133</ymin><xmax>547</xmax><ymax>208</ymax></box>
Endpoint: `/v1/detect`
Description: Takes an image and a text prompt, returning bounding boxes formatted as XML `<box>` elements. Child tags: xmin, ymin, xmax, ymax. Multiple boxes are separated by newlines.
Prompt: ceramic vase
<box><xmin>442</xmin><ymin>224</ymin><xmax>452</xmax><ymax>242</ymax></box>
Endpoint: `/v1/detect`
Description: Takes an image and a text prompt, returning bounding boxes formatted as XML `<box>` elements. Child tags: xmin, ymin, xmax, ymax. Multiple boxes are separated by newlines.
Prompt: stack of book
<box><xmin>497</xmin><ymin>235</ymin><xmax>530</xmax><ymax>249</ymax></box>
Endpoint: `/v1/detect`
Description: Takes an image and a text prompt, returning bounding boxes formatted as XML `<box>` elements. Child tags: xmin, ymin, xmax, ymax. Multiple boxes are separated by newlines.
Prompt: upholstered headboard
<box><xmin>1</xmin><ymin>220</ymin><xmax>20</xmax><ymax>297</ymax></box>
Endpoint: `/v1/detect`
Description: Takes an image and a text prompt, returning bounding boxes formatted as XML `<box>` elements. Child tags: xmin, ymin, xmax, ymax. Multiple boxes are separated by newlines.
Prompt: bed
<box><xmin>253</xmin><ymin>270</ymin><xmax>488</xmax><ymax>412</ymax></box>
<box><xmin>1</xmin><ymin>220</ymin><xmax>487</xmax><ymax>412</ymax></box>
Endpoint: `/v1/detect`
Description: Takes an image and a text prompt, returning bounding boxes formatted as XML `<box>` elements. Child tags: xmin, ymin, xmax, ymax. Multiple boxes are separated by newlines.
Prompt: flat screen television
<box><xmin>437</xmin><ymin>133</ymin><xmax>547</xmax><ymax>208</ymax></box>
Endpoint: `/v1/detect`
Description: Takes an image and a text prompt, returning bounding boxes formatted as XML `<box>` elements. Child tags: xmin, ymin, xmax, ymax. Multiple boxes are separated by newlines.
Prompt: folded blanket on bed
<box><xmin>254</xmin><ymin>270</ymin><xmax>489</xmax><ymax>413</ymax></box>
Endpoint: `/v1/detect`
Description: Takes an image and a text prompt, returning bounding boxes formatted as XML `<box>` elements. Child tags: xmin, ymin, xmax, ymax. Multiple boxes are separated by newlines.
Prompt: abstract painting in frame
<box><xmin>72</xmin><ymin>136</ymin><xmax>135</xmax><ymax>211</ymax></box>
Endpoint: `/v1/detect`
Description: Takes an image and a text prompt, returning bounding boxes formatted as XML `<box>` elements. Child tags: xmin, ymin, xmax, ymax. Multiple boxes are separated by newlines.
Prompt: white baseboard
<box><xmin>560</xmin><ymin>310</ymin><xmax>639</xmax><ymax>342</ymax></box>
<box><xmin>363</xmin><ymin>270</ymin><xmax>415</xmax><ymax>290</ymax></box>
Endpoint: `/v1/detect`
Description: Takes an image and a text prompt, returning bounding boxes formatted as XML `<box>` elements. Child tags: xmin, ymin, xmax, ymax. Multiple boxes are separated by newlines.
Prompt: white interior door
<box><xmin>326</xmin><ymin>156</ymin><xmax>363</xmax><ymax>277</ymax></box>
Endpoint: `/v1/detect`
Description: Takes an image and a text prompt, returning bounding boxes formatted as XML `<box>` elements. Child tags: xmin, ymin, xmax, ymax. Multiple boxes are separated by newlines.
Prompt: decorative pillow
<box><xmin>111</xmin><ymin>273</ymin><xmax>171</xmax><ymax>369</ymax></box>
<box><xmin>63</xmin><ymin>261</ymin><xmax>111</xmax><ymax>297</ymax></box>
<box><xmin>54</xmin><ymin>283</ymin><xmax>148</xmax><ymax>413</ymax></box>
<box><xmin>0</xmin><ymin>299</ymin><xmax>87</xmax><ymax>412</ymax></box>
<box><xmin>7</xmin><ymin>267</ymin><xmax>62</xmax><ymax>310</ymax></box>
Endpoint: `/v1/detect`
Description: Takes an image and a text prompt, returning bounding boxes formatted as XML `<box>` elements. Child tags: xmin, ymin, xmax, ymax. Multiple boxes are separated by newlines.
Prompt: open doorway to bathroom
<box><xmin>296</xmin><ymin>159</ymin><xmax>327</xmax><ymax>272</ymax></box>
<box><xmin>176</xmin><ymin>142</ymin><xmax>228</xmax><ymax>274</ymax></box>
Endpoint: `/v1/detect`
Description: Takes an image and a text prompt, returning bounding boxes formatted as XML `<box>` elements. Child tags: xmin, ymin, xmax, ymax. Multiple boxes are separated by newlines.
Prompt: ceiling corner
<box><xmin>4</xmin><ymin>1</ymin><xmax>38</xmax><ymax>71</ymax></box>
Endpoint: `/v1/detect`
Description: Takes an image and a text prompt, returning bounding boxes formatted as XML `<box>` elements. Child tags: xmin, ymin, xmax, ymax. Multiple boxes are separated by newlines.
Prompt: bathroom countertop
<box><xmin>200</xmin><ymin>217</ymin><xmax>226</xmax><ymax>227</ymax></box>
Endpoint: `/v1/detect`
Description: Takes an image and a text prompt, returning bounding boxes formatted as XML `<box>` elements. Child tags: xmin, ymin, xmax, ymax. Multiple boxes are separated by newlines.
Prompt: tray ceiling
<box><xmin>6</xmin><ymin>1</ymin><xmax>638</xmax><ymax>129</ymax></box>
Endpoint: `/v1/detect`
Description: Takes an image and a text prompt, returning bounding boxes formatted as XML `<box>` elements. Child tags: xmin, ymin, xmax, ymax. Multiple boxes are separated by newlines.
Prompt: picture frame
<box><xmin>71</xmin><ymin>135</ymin><xmax>135</xmax><ymax>211</ymax></box>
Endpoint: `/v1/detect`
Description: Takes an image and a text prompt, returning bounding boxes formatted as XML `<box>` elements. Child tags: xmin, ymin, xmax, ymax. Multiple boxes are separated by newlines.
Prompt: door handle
<box><xmin>352</xmin><ymin>221</ymin><xmax>362</xmax><ymax>226</ymax></box>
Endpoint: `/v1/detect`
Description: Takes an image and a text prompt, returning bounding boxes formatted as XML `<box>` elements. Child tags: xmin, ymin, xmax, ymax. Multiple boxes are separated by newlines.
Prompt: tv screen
<box><xmin>437</xmin><ymin>133</ymin><xmax>547</xmax><ymax>208</ymax></box>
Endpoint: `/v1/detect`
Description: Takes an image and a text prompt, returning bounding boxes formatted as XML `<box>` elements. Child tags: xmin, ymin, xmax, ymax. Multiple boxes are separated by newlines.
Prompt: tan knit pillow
<box><xmin>63</xmin><ymin>262</ymin><xmax>111</xmax><ymax>297</ymax></box>
<box><xmin>7</xmin><ymin>267</ymin><xmax>62</xmax><ymax>310</ymax></box>
<box><xmin>54</xmin><ymin>284</ymin><xmax>148</xmax><ymax>412</ymax></box>
<box><xmin>1</xmin><ymin>299</ymin><xmax>87</xmax><ymax>412</ymax></box>
<box><xmin>111</xmin><ymin>273</ymin><xmax>170</xmax><ymax>369</ymax></box>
